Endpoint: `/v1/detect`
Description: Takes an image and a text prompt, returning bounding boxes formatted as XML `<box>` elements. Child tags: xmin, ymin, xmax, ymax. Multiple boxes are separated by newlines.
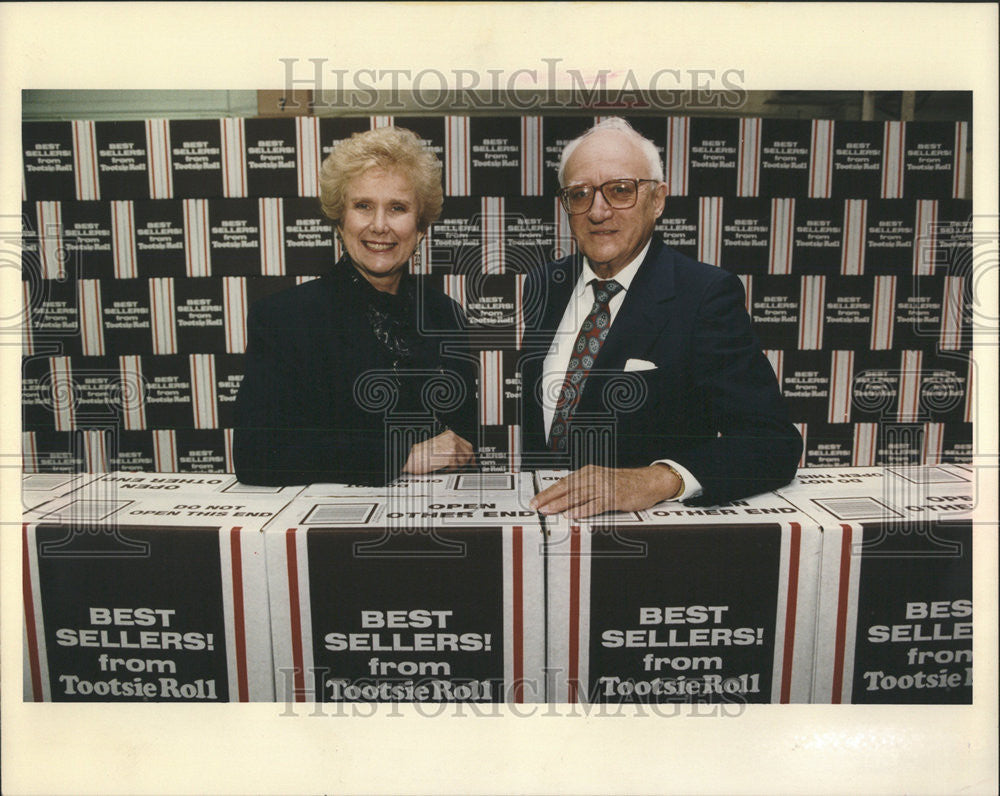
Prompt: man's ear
<box><xmin>652</xmin><ymin>181</ymin><xmax>668</xmax><ymax>217</ymax></box>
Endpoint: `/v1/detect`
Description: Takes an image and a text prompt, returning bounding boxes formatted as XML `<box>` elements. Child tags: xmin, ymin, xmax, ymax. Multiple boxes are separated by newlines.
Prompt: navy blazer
<box><xmin>234</xmin><ymin>262</ymin><xmax>477</xmax><ymax>486</ymax></box>
<box><xmin>519</xmin><ymin>238</ymin><xmax>801</xmax><ymax>504</ymax></box>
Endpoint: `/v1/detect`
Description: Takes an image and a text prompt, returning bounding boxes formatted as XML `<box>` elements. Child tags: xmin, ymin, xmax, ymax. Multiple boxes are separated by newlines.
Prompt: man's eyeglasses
<box><xmin>557</xmin><ymin>178</ymin><xmax>660</xmax><ymax>215</ymax></box>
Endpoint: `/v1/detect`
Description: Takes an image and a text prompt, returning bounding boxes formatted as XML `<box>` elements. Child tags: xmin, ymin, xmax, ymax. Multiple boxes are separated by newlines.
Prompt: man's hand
<box><xmin>529</xmin><ymin>464</ymin><xmax>681</xmax><ymax>519</ymax></box>
<box><xmin>401</xmin><ymin>430</ymin><xmax>475</xmax><ymax>475</ymax></box>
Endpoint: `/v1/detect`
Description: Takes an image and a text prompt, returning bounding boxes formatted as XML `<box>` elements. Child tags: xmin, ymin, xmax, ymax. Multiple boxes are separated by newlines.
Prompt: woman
<box><xmin>234</xmin><ymin>126</ymin><xmax>476</xmax><ymax>486</ymax></box>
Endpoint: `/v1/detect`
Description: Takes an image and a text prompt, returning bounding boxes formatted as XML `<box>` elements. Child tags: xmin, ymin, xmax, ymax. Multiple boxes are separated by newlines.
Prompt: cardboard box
<box><xmin>536</xmin><ymin>472</ymin><xmax>822</xmax><ymax>704</ymax></box>
<box><xmin>265</xmin><ymin>480</ymin><xmax>545</xmax><ymax>704</ymax></box>
<box><xmin>22</xmin><ymin>485</ymin><xmax>295</xmax><ymax>702</ymax></box>
<box><xmin>775</xmin><ymin>465</ymin><xmax>974</xmax><ymax>703</ymax></box>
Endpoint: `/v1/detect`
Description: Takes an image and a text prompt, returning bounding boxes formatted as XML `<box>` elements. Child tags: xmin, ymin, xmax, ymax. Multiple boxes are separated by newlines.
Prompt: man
<box><xmin>522</xmin><ymin>118</ymin><xmax>801</xmax><ymax>518</ymax></box>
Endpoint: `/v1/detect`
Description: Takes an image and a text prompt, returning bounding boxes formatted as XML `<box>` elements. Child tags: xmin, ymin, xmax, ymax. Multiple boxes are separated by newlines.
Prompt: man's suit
<box><xmin>234</xmin><ymin>261</ymin><xmax>476</xmax><ymax>486</ymax></box>
<box><xmin>520</xmin><ymin>237</ymin><xmax>801</xmax><ymax>504</ymax></box>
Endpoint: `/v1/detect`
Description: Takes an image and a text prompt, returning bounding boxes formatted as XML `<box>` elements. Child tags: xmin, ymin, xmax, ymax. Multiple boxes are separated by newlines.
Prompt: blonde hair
<box><xmin>319</xmin><ymin>126</ymin><xmax>444</xmax><ymax>232</ymax></box>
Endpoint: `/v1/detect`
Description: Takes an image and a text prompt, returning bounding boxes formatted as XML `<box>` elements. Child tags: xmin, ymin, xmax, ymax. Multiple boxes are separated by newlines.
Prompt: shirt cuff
<box><xmin>652</xmin><ymin>459</ymin><xmax>703</xmax><ymax>502</ymax></box>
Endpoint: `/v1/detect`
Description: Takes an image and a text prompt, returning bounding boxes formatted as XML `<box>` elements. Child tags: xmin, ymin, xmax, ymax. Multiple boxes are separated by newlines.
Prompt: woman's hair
<box><xmin>319</xmin><ymin>126</ymin><xmax>444</xmax><ymax>231</ymax></box>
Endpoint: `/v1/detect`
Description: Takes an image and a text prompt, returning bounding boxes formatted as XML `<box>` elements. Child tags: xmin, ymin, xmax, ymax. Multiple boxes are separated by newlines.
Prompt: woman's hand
<box><xmin>401</xmin><ymin>430</ymin><xmax>475</xmax><ymax>474</ymax></box>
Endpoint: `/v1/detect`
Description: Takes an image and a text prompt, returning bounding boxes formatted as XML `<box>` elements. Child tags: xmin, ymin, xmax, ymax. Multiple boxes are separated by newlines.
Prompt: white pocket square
<box><xmin>624</xmin><ymin>358</ymin><xmax>657</xmax><ymax>372</ymax></box>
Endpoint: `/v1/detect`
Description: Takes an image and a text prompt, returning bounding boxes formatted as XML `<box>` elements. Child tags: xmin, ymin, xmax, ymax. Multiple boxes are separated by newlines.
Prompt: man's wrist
<box><xmin>650</xmin><ymin>462</ymin><xmax>684</xmax><ymax>501</ymax></box>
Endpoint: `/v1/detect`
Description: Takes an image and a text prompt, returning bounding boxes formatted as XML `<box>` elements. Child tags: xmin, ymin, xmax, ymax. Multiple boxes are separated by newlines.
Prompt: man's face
<box><xmin>562</xmin><ymin>130</ymin><xmax>667</xmax><ymax>278</ymax></box>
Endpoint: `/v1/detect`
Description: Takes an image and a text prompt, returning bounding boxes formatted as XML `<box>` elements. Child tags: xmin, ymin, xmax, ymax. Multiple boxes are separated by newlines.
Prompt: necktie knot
<box><xmin>591</xmin><ymin>279</ymin><xmax>622</xmax><ymax>308</ymax></box>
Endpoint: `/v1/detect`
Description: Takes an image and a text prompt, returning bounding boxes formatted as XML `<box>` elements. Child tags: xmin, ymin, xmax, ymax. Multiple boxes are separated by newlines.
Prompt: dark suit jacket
<box><xmin>234</xmin><ymin>261</ymin><xmax>477</xmax><ymax>486</ymax></box>
<box><xmin>520</xmin><ymin>238</ymin><xmax>801</xmax><ymax>504</ymax></box>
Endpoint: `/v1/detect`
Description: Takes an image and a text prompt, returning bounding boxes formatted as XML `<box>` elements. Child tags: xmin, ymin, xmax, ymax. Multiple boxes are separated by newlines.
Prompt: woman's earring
<box><xmin>411</xmin><ymin>233</ymin><xmax>426</xmax><ymax>273</ymax></box>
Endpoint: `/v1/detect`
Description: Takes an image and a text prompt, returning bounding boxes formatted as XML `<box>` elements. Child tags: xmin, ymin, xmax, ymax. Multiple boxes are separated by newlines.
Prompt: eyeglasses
<box><xmin>557</xmin><ymin>178</ymin><xmax>660</xmax><ymax>215</ymax></box>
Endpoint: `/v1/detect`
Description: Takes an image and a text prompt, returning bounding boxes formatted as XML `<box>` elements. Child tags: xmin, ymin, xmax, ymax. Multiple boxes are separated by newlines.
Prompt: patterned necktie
<box><xmin>549</xmin><ymin>279</ymin><xmax>623</xmax><ymax>452</ymax></box>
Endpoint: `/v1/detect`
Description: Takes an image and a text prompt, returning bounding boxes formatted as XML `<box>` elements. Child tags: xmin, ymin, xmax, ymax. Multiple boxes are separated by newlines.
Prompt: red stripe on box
<box><xmin>714</xmin><ymin>199</ymin><xmax>722</xmax><ymax>264</ymax></box>
<box><xmin>261</xmin><ymin>200</ymin><xmax>269</xmax><ymax>274</ymax></box>
<box><xmin>464</xmin><ymin>118</ymin><xmax>470</xmax><ymax>194</ymax></box>
<box><xmin>965</xmin><ymin>362</ymin><xmax>973</xmax><ymax>423</ymax></box>
<box><xmin>953</xmin><ymin>124</ymin><xmax>964</xmax><ymax>198</ymax></box>
<box><xmin>72</xmin><ymin>127</ymin><xmax>83</xmax><ymax>198</ymax></box>
<box><xmin>169</xmin><ymin>279</ymin><xmax>178</xmax><ymax>353</ymax></box>
<box><xmin>823</xmin><ymin>122</ymin><xmax>833</xmax><ymax>195</ymax></box>
<box><xmin>828</xmin><ymin>352</ymin><xmax>841</xmax><ymax>423</ymax></box>
<box><xmin>224</xmin><ymin>280</ymin><xmax>234</xmax><ymax>352</ymax></box>
<box><xmin>201</xmin><ymin>203</ymin><xmax>211</xmax><ymax>277</ymax></box>
<box><xmin>797</xmin><ymin>280</ymin><xmax>807</xmax><ymax>350</ymax></box>
<box><xmin>286</xmin><ymin>528</ymin><xmax>306</xmax><ymax>701</ymax></box>
<box><xmin>784</xmin><ymin>202</ymin><xmax>794</xmax><ymax>273</ymax></box>
<box><xmin>895</xmin><ymin>124</ymin><xmax>905</xmax><ymax>196</ymax></box>
<box><xmin>22</xmin><ymin>524</ymin><xmax>43</xmax><ymax>701</ymax></box>
<box><xmin>814</xmin><ymin>278</ymin><xmax>824</xmax><ymax>347</ymax></box>
<box><xmin>512</xmin><ymin>526</ymin><xmax>524</xmax><ymax>703</ymax></box>
<box><xmin>831</xmin><ymin>524</ymin><xmax>853</xmax><ymax>703</ymax></box>
<box><xmin>809</xmin><ymin>122</ymin><xmax>819</xmax><ymax>197</ymax></box>
<box><xmin>682</xmin><ymin>120</ymin><xmax>689</xmax><ymax>194</ymax></box>
<box><xmin>856</xmin><ymin>202</ymin><xmax>865</xmax><ymax>273</ymax></box>
<box><xmin>128</xmin><ymin>201</ymin><xmax>137</xmax><ymax>274</ymax></box>
<box><xmin>230</xmin><ymin>527</ymin><xmax>249</xmax><ymax>701</ymax></box>
<box><xmin>567</xmin><ymin>525</ymin><xmax>581</xmax><ymax>703</ymax></box>
<box><xmin>780</xmin><ymin>522</ymin><xmax>801</xmax><ymax>703</ymax></box>
<box><xmin>221</xmin><ymin>122</ymin><xmax>231</xmax><ymax>195</ymax></box>
<box><xmin>209</xmin><ymin>355</ymin><xmax>218</xmax><ymax>428</ymax></box>
<box><xmin>753</xmin><ymin>121</ymin><xmax>761</xmax><ymax>195</ymax></box>
<box><xmin>536</xmin><ymin>120</ymin><xmax>543</xmax><ymax>189</ymax></box>
<box><xmin>881</xmin><ymin>125</ymin><xmax>890</xmax><ymax>198</ymax></box>
<box><xmin>667</xmin><ymin>125</ymin><xmax>675</xmax><ymax>191</ymax></box>
<box><xmin>190</xmin><ymin>355</ymin><xmax>201</xmax><ymax>427</ymax></box>
<box><xmin>238</xmin><ymin>122</ymin><xmax>246</xmax><ymax>196</ymax></box>
<box><xmin>88</xmin><ymin>126</ymin><xmax>99</xmax><ymax>195</ymax></box>
<box><xmin>841</xmin><ymin>204</ymin><xmax>851</xmax><ymax>274</ymax></box>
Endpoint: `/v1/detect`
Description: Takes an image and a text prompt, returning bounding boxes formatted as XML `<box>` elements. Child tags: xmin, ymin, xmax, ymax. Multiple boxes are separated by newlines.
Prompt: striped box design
<box><xmin>775</xmin><ymin>465</ymin><xmax>973</xmax><ymax>704</ymax></box>
<box><xmin>540</xmin><ymin>472</ymin><xmax>822</xmax><ymax>704</ymax></box>
<box><xmin>22</xmin><ymin>485</ymin><xmax>296</xmax><ymax>702</ymax></box>
<box><xmin>265</xmin><ymin>486</ymin><xmax>544</xmax><ymax>703</ymax></box>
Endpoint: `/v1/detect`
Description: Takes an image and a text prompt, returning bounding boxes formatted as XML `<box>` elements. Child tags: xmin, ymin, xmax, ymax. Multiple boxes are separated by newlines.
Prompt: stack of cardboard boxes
<box><xmin>23</xmin><ymin>466</ymin><xmax>976</xmax><ymax>704</ymax></box>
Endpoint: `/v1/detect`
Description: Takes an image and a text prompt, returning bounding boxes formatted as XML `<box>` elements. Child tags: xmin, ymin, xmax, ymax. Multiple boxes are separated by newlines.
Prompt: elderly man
<box><xmin>522</xmin><ymin>118</ymin><xmax>801</xmax><ymax>518</ymax></box>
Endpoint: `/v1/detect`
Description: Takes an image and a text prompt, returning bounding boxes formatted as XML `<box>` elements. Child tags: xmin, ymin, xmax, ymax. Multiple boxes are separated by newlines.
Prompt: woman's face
<box><xmin>340</xmin><ymin>167</ymin><xmax>421</xmax><ymax>294</ymax></box>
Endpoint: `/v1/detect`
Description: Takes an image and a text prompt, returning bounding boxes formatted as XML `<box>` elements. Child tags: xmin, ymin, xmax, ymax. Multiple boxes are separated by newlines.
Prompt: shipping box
<box><xmin>22</xmin><ymin>480</ymin><xmax>299</xmax><ymax>702</ymax></box>
<box><xmin>535</xmin><ymin>471</ymin><xmax>823</xmax><ymax>705</ymax></box>
<box><xmin>265</xmin><ymin>475</ymin><xmax>545</xmax><ymax>704</ymax></box>
<box><xmin>775</xmin><ymin>464</ymin><xmax>975</xmax><ymax>703</ymax></box>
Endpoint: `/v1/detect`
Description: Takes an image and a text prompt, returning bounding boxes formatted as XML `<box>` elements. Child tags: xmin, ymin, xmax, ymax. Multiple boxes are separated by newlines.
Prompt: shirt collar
<box><xmin>575</xmin><ymin>239</ymin><xmax>652</xmax><ymax>297</ymax></box>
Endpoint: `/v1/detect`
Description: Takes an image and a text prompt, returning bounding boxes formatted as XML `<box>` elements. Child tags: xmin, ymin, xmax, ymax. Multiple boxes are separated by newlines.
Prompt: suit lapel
<box><xmin>594</xmin><ymin>240</ymin><xmax>677</xmax><ymax>368</ymax></box>
<box><xmin>535</xmin><ymin>255</ymin><xmax>582</xmax><ymax>347</ymax></box>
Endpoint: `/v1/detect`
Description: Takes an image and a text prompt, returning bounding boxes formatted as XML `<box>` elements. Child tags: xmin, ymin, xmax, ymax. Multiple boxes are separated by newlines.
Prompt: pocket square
<box><xmin>624</xmin><ymin>358</ymin><xmax>657</xmax><ymax>372</ymax></box>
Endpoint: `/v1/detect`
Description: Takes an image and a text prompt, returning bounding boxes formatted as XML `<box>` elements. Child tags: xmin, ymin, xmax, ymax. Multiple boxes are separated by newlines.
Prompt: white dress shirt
<box><xmin>541</xmin><ymin>242</ymin><xmax>703</xmax><ymax>501</ymax></box>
